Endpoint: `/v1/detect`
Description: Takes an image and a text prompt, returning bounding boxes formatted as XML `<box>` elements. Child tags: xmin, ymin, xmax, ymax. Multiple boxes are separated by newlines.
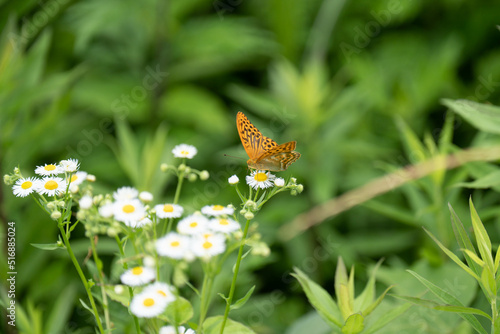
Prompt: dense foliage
<box><xmin>2</xmin><ymin>0</ymin><xmax>500</xmax><ymax>333</ymax></box>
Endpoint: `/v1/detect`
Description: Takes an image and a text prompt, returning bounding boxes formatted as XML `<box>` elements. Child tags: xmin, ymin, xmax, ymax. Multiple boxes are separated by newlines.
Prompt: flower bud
<box><xmin>245</xmin><ymin>200</ymin><xmax>257</xmax><ymax>210</ymax></box>
<box><xmin>160</xmin><ymin>163</ymin><xmax>169</xmax><ymax>172</ymax></box>
<box><xmin>228</xmin><ymin>175</ymin><xmax>239</xmax><ymax>185</ymax></box>
<box><xmin>51</xmin><ymin>211</ymin><xmax>61</xmax><ymax>220</ymax></box>
<box><xmin>178</xmin><ymin>163</ymin><xmax>186</xmax><ymax>172</ymax></box>
<box><xmin>86</xmin><ymin>174</ymin><xmax>96</xmax><ymax>182</ymax></box>
<box><xmin>200</xmin><ymin>170</ymin><xmax>210</xmax><ymax>180</ymax></box>
<box><xmin>244</xmin><ymin>211</ymin><xmax>254</xmax><ymax>220</ymax></box>
<box><xmin>188</xmin><ymin>173</ymin><xmax>198</xmax><ymax>182</ymax></box>
<box><xmin>296</xmin><ymin>184</ymin><xmax>304</xmax><ymax>193</ymax></box>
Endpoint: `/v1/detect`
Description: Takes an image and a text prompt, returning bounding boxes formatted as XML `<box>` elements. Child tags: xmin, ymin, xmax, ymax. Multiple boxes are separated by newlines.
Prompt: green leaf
<box><xmin>355</xmin><ymin>259</ymin><xmax>382</xmax><ymax>313</ymax></box>
<box><xmin>469</xmin><ymin>199</ymin><xmax>494</xmax><ymax>271</ymax></box>
<box><xmin>30</xmin><ymin>243</ymin><xmax>64</xmax><ymax>250</ymax></box>
<box><xmin>341</xmin><ymin>313</ymin><xmax>364</xmax><ymax>334</ymax></box>
<box><xmin>392</xmin><ymin>295</ymin><xmax>491</xmax><ymax>321</ymax></box>
<box><xmin>218</xmin><ymin>293</ymin><xmax>228</xmax><ymax>302</ymax></box>
<box><xmin>423</xmin><ymin>228</ymin><xmax>480</xmax><ymax>281</ymax></box>
<box><xmin>362</xmin><ymin>285</ymin><xmax>394</xmax><ymax>317</ymax></box>
<box><xmin>292</xmin><ymin>268</ymin><xmax>343</xmax><ymax>328</ymax></box>
<box><xmin>44</xmin><ymin>284</ymin><xmax>77</xmax><ymax>334</ymax></box>
<box><xmin>362</xmin><ymin>302</ymin><xmax>412</xmax><ymax>334</ymax></box>
<box><xmin>442</xmin><ymin>99</ymin><xmax>500</xmax><ymax>135</ymax></box>
<box><xmin>454</xmin><ymin>170</ymin><xmax>500</xmax><ymax>189</ymax></box>
<box><xmin>480</xmin><ymin>266</ymin><xmax>496</xmax><ymax>299</ymax></box>
<box><xmin>335</xmin><ymin>257</ymin><xmax>353</xmax><ymax>321</ymax></box>
<box><xmin>407</xmin><ymin>270</ymin><xmax>488</xmax><ymax>334</ymax></box>
<box><xmin>202</xmin><ymin>316</ymin><xmax>256</xmax><ymax>334</ymax></box>
<box><xmin>164</xmin><ymin>297</ymin><xmax>194</xmax><ymax>325</ymax></box>
<box><xmin>231</xmin><ymin>285</ymin><xmax>255</xmax><ymax>310</ymax></box>
<box><xmin>104</xmin><ymin>285</ymin><xmax>130</xmax><ymax>307</ymax></box>
<box><xmin>449</xmin><ymin>204</ymin><xmax>483</xmax><ymax>277</ymax></box>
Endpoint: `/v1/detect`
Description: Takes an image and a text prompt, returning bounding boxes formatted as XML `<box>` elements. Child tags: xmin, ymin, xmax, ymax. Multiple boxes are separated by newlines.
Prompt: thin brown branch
<box><xmin>279</xmin><ymin>145</ymin><xmax>500</xmax><ymax>241</ymax></box>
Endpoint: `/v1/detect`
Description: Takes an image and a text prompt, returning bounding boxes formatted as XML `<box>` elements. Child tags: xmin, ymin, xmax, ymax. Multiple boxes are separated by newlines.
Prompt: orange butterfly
<box><xmin>236</xmin><ymin>112</ymin><xmax>300</xmax><ymax>171</ymax></box>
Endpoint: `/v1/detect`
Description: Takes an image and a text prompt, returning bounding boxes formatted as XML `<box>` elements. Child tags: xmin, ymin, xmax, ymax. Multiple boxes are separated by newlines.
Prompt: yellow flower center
<box><xmin>181</xmin><ymin>150</ymin><xmax>188</xmax><ymax>155</ymax></box>
<box><xmin>132</xmin><ymin>267</ymin><xmax>143</xmax><ymax>275</ymax></box>
<box><xmin>21</xmin><ymin>181</ymin><xmax>32</xmax><ymax>189</ymax></box>
<box><xmin>45</xmin><ymin>180</ymin><xmax>58</xmax><ymax>190</ymax></box>
<box><xmin>122</xmin><ymin>204</ymin><xmax>135</xmax><ymax>213</ymax></box>
<box><xmin>158</xmin><ymin>290</ymin><xmax>167</xmax><ymax>297</ymax></box>
<box><xmin>190</xmin><ymin>222</ymin><xmax>198</xmax><ymax>228</ymax></box>
<box><xmin>143</xmin><ymin>298</ymin><xmax>155</xmax><ymax>307</ymax></box>
<box><xmin>254</xmin><ymin>172</ymin><xmax>268</xmax><ymax>182</ymax></box>
<box><xmin>213</xmin><ymin>205</ymin><xmax>224</xmax><ymax>211</ymax></box>
<box><xmin>219</xmin><ymin>219</ymin><xmax>229</xmax><ymax>226</ymax></box>
<box><xmin>170</xmin><ymin>241</ymin><xmax>180</xmax><ymax>247</ymax></box>
<box><xmin>163</xmin><ymin>204</ymin><xmax>174</xmax><ymax>212</ymax></box>
<box><xmin>202</xmin><ymin>241</ymin><xmax>213</xmax><ymax>249</ymax></box>
<box><xmin>203</xmin><ymin>233</ymin><xmax>212</xmax><ymax>238</ymax></box>
<box><xmin>71</xmin><ymin>175</ymin><xmax>78</xmax><ymax>182</ymax></box>
<box><xmin>45</xmin><ymin>164</ymin><xmax>56</xmax><ymax>171</ymax></box>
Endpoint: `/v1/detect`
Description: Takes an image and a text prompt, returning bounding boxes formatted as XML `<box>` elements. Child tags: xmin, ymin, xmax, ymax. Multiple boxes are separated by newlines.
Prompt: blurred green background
<box><xmin>2</xmin><ymin>0</ymin><xmax>500</xmax><ymax>333</ymax></box>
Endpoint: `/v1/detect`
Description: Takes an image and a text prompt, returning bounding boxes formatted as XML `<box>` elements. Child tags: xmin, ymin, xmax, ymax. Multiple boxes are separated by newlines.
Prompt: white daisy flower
<box><xmin>120</xmin><ymin>266</ymin><xmax>156</xmax><ymax>287</ymax></box>
<box><xmin>99</xmin><ymin>203</ymin><xmax>114</xmax><ymax>218</ymax></box>
<box><xmin>177</xmin><ymin>213</ymin><xmax>209</xmax><ymax>235</ymax></box>
<box><xmin>246</xmin><ymin>170</ymin><xmax>276</xmax><ymax>190</ymax></box>
<box><xmin>59</xmin><ymin>159</ymin><xmax>80</xmax><ymax>172</ymax></box>
<box><xmin>172</xmin><ymin>144</ymin><xmax>197</xmax><ymax>159</ymax></box>
<box><xmin>113</xmin><ymin>199</ymin><xmax>146</xmax><ymax>226</ymax></box>
<box><xmin>113</xmin><ymin>187</ymin><xmax>139</xmax><ymax>201</ymax></box>
<box><xmin>68</xmin><ymin>171</ymin><xmax>88</xmax><ymax>186</ymax></box>
<box><xmin>209</xmin><ymin>217</ymin><xmax>240</xmax><ymax>234</ymax></box>
<box><xmin>274</xmin><ymin>177</ymin><xmax>285</xmax><ymax>187</ymax></box>
<box><xmin>35</xmin><ymin>177</ymin><xmax>67</xmax><ymax>196</ymax></box>
<box><xmin>143</xmin><ymin>282</ymin><xmax>176</xmax><ymax>303</ymax></box>
<box><xmin>201</xmin><ymin>204</ymin><xmax>234</xmax><ymax>216</ymax></box>
<box><xmin>156</xmin><ymin>232</ymin><xmax>190</xmax><ymax>260</ymax></box>
<box><xmin>139</xmin><ymin>191</ymin><xmax>153</xmax><ymax>202</ymax></box>
<box><xmin>79</xmin><ymin>195</ymin><xmax>93</xmax><ymax>209</ymax></box>
<box><xmin>130</xmin><ymin>290</ymin><xmax>168</xmax><ymax>318</ymax></box>
<box><xmin>192</xmin><ymin>233</ymin><xmax>226</xmax><ymax>258</ymax></box>
<box><xmin>35</xmin><ymin>163</ymin><xmax>63</xmax><ymax>176</ymax></box>
<box><xmin>155</xmin><ymin>204</ymin><xmax>183</xmax><ymax>219</ymax></box>
<box><xmin>12</xmin><ymin>177</ymin><xmax>39</xmax><ymax>197</ymax></box>
<box><xmin>228</xmin><ymin>175</ymin><xmax>239</xmax><ymax>185</ymax></box>
<box><xmin>160</xmin><ymin>326</ymin><xmax>196</xmax><ymax>334</ymax></box>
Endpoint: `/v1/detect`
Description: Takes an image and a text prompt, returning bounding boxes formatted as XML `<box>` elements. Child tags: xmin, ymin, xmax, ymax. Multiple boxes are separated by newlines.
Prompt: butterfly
<box><xmin>236</xmin><ymin>112</ymin><xmax>300</xmax><ymax>171</ymax></box>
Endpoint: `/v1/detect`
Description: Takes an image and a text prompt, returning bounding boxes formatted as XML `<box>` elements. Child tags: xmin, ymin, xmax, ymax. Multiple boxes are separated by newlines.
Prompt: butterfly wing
<box><xmin>237</xmin><ymin>112</ymin><xmax>277</xmax><ymax>160</ymax></box>
<box><xmin>252</xmin><ymin>141</ymin><xmax>301</xmax><ymax>171</ymax></box>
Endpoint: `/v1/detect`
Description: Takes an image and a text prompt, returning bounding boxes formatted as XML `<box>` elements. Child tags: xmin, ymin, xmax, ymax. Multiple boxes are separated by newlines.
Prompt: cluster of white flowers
<box><xmin>156</xmin><ymin>204</ymin><xmax>238</xmax><ymax>261</ymax></box>
<box><xmin>12</xmin><ymin>159</ymin><xmax>93</xmax><ymax>198</ymax></box>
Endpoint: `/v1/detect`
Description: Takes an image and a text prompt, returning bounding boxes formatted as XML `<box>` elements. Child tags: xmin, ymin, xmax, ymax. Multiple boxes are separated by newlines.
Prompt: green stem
<box><xmin>115</xmin><ymin>235</ymin><xmax>142</xmax><ymax>334</ymax></box>
<box><xmin>58</xmin><ymin>224</ymin><xmax>104</xmax><ymax>334</ymax></box>
<box><xmin>219</xmin><ymin>219</ymin><xmax>251</xmax><ymax>334</ymax></box>
<box><xmin>198</xmin><ymin>264</ymin><xmax>215</xmax><ymax>330</ymax></box>
<box><xmin>90</xmin><ymin>235</ymin><xmax>111</xmax><ymax>330</ymax></box>
<box><xmin>164</xmin><ymin>166</ymin><xmax>185</xmax><ymax>235</ymax></box>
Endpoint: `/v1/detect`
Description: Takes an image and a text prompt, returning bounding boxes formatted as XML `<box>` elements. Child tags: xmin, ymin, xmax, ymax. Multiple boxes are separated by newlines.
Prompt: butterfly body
<box><xmin>236</xmin><ymin>112</ymin><xmax>300</xmax><ymax>171</ymax></box>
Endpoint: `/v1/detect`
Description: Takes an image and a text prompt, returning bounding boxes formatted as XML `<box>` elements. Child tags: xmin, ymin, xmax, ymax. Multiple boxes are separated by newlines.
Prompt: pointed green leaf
<box><xmin>218</xmin><ymin>293</ymin><xmax>228</xmax><ymax>302</ymax></box>
<box><xmin>449</xmin><ymin>204</ymin><xmax>482</xmax><ymax>276</ymax></box>
<box><xmin>231</xmin><ymin>285</ymin><xmax>255</xmax><ymax>310</ymax></box>
<box><xmin>407</xmin><ymin>270</ymin><xmax>488</xmax><ymax>334</ymax></box>
<box><xmin>393</xmin><ymin>295</ymin><xmax>491</xmax><ymax>321</ymax></box>
<box><xmin>164</xmin><ymin>297</ymin><xmax>194</xmax><ymax>325</ymax></box>
<box><xmin>341</xmin><ymin>313</ymin><xmax>364</xmax><ymax>334</ymax></box>
<box><xmin>362</xmin><ymin>285</ymin><xmax>394</xmax><ymax>317</ymax></box>
<box><xmin>292</xmin><ymin>268</ymin><xmax>343</xmax><ymax>328</ymax></box>
<box><xmin>362</xmin><ymin>302</ymin><xmax>412</xmax><ymax>334</ymax></box>
<box><xmin>495</xmin><ymin>244</ymin><xmax>500</xmax><ymax>273</ymax></box>
<box><xmin>463</xmin><ymin>249</ymin><xmax>484</xmax><ymax>267</ymax></box>
<box><xmin>30</xmin><ymin>243</ymin><xmax>64</xmax><ymax>250</ymax></box>
<box><xmin>469</xmin><ymin>199</ymin><xmax>494</xmax><ymax>271</ymax></box>
<box><xmin>454</xmin><ymin>170</ymin><xmax>500</xmax><ymax>189</ymax></box>
<box><xmin>203</xmin><ymin>316</ymin><xmax>256</xmax><ymax>334</ymax></box>
<box><xmin>335</xmin><ymin>257</ymin><xmax>352</xmax><ymax>320</ymax></box>
<box><xmin>480</xmin><ymin>266</ymin><xmax>496</xmax><ymax>299</ymax></box>
<box><xmin>442</xmin><ymin>99</ymin><xmax>500</xmax><ymax>135</ymax></box>
<box><xmin>423</xmin><ymin>228</ymin><xmax>480</xmax><ymax>281</ymax></box>
<box><xmin>354</xmin><ymin>259</ymin><xmax>383</xmax><ymax>312</ymax></box>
